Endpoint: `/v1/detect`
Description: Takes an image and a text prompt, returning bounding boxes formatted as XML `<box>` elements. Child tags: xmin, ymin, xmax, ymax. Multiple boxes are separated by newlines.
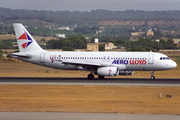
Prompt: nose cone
<box><xmin>170</xmin><ymin>60</ymin><xmax>177</xmax><ymax>69</ymax></box>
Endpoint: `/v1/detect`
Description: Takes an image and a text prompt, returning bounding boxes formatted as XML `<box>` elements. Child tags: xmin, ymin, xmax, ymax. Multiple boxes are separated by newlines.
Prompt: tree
<box><xmin>154</xmin><ymin>29</ymin><xmax>163</xmax><ymax>39</ymax></box>
<box><xmin>0</xmin><ymin>50</ymin><xmax>3</xmax><ymax>59</ymax></box>
<box><xmin>0</xmin><ymin>40</ymin><xmax>14</xmax><ymax>49</ymax></box>
<box><xmin>62</xmin><ymin>46</ymin><xmax>74</xmax><ymax>51</ymax></box>
<box><xmin>46</xmin><ymin>35</ymin><xmax>87</xmax><ymax>50</ymax></box>
<box><xmin>114</xmin><ymin>38</ymin><xmax>126</xmax><ymax>48</ymax></box>
<box><xmin>166</xmin><ymin>39</ymin><xmax>176</xmax><ymax>49</ymax></box>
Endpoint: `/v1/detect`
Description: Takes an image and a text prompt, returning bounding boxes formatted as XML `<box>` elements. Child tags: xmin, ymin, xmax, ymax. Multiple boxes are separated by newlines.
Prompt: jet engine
<box><xmin>119</xmin><ymin>71</ymin><xmax>134</xmax><ymax>75</ymax></box>
<box><xmin>97</xmin><ymin>67</ymin><xmax>119</xmax><ymax>76</ymax></box>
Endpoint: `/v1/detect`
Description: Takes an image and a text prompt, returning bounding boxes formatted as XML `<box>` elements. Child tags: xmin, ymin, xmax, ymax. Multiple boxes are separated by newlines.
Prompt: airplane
<box><xmin>11</xmin><ymin>23</ymin><xmax>177</xmax><ymax>80</ymax></box>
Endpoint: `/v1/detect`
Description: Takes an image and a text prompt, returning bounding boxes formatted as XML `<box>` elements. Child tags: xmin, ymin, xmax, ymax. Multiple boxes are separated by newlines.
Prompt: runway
<box><xmin>0</xmin><ymin>77</ymin><xmax>180</xmax><ymax>86</ymax></box>
<box><xmin>0</xmin><ymin>112</ymin><xmax>180</xmax><ymax>120</ymax></box>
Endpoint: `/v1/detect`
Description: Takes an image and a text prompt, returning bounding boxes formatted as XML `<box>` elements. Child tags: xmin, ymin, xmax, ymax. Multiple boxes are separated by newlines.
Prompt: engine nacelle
<box><xmin>97</xmin><ymin>67</ymin><xmax>119</xmax><ymax>76</ymax></box>
<box><xmin>119</xmin><ymin>71</ymin><xmax>134</xmax><ymax>75</ymax></box>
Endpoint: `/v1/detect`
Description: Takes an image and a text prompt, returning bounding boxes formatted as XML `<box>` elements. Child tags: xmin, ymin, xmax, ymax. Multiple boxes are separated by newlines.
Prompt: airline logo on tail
<box><xmin>18</xmin><ymin>30</ymin><xmax>33</xmax><ymax>49</ymax></box>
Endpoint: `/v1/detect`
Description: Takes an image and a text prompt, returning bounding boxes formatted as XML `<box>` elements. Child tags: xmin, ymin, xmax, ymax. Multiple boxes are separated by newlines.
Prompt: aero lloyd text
<box><xmin>112</xmin><ymin>60</ymin><xmax>146</xmax><ymax>65</ymax></box>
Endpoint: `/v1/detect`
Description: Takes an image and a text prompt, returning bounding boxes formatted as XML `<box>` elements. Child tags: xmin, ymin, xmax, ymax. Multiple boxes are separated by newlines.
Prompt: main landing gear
<box><xmin>87</xmin><ymin>73</ymin><xmax>94</xmax><ymax>80</ymax></box>
<box><xmin>87</xmin><ymin>73</ymin><xmax>105</xmax><ymax>80</ymax></box>
<box><xmin>150</xmin><ymin>71</ymin><xmax>155</xmax><ymax>80</ymax></box>
<box><xmin>98</xmin><ymin>75</ymin><xmax>105</xmax><ymax>79</ymax></box>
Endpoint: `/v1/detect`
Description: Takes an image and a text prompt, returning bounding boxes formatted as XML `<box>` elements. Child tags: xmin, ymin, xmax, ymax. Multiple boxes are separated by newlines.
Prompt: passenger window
<box><xmin>160</xmin><ymin>57</ymin><xmax>162</xmax><ymax>60</ymax></box>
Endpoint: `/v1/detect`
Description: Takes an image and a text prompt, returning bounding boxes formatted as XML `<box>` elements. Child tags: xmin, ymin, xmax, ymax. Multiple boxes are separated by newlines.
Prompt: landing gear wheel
<box><xmin>150</xmin><ymin>76</ymin><xmax>155</xmax><ymax>80</ymax></box>
<box><xmin>150</xmin><ymin>71</ymin><xmax>155</xmax><ymax>80</ymax></box>
<box><xmin>88</xmin><ymin>74</ymin><xmax>94</xmax><ymax>80</ymax></box>
<box><xmin>98</xmin><ymin>75</ymin><xmax>105</xmax><ymax>79</ymax></box>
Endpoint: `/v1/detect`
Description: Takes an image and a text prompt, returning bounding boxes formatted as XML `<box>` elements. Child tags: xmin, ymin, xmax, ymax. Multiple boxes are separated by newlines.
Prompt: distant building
<box><xmin>172</xmin><ymin>39</ymin><xmax>180</xmax><ymax>44</ymax></box>
<box><xmin>87</xmin><ymin>40</ymin><xmax>117</xmax><ymax>51</ymax></box>
<box><xmin>138</xmin><ymin>32</ymin><xmax>146</xmax><ymax>36</ymax></box>
<box><xmin>131</xmin><ymin>32</ymin><xmax>138</xmax><ymax>36</ymax></box>
<box><xmin>104</xmin><ymin>42</ymin><xmax>117</xmax><ymax>49</ymax></box>
<box><xmin>96</xmin><ymin>30</ymin><xmax>103</xmax><ymax>34</ymax></box>
<box><xmin>130</xmin><ymin>32</ymin><xmax>145</xmax><ymax>41</ymax></box>
<box><xmin>155</xmin><ymin>39</ymin><xmax>160</xmax><ymax>42</ymax></box>
<box><xmin>87</xmin><ymin>43</ymin><xmax>99</xmax><ymax>51</ymax></box>
<box><xmin>57</xmin><ymin>27</ymin><xmax>70</xmax><ymax>31</ymax></box>
<box><xmin>94</xmin><ymin>38</ymin><xmax>98</xmax><ymax>43</ymax></box>
<box><xmin>56</xmin><ymin>34</ymin><xmax>65</xmax><ymax>39</ymax></box>
<box><xmin>131</xmin><ymin>32</ymin><xmax>145</xmax><ymax>36</ymax></box>
<box><xmin>146</xmin><ymin>31</ymin><xmax>154</xmax><ymax>36</ymax></box>
<box><xmin>85</xmin><ymin>37</ymin><xmax>91</xmax><ymax>42</ymax></box>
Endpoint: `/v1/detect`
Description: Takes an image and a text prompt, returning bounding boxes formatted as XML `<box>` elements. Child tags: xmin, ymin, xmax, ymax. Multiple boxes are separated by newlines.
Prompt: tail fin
<box><xmin>13</xmin><ymin>23</ymin><xmax>44</xmax><ymax>52</ymax></box>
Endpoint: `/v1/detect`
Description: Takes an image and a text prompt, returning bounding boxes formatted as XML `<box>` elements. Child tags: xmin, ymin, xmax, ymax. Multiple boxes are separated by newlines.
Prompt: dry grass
<box><xmin>0</xmin><ymin>35</ymin><xmax>16</xmax><ymax>41</ymax></box>
<box><xmin>0</xmin><ymin>85</ymin><xmax>180</xmax><ymax>115</ymax></box>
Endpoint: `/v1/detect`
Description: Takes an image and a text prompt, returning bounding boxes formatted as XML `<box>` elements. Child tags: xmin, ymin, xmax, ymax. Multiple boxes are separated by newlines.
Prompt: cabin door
<box><xmin>148</xmin><ymin>54</ymin><xmax>154</xmax><ymax>64</ymax></box>
<box><xmin>40</xmin><ymin>53</ymin><xmax>45</xmax><ymax>63</ymax></box>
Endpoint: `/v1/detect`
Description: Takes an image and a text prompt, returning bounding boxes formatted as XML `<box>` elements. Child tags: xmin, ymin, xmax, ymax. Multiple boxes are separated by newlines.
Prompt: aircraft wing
<box><xmin>62</xmin><ymin>60</ymin><xmax>123</xmax><ymax>67</ymax></box>
<box><xmin>62</xmin><ymin>60</ymin><xmax>126</xmax><ymax>70</ymax></box>
<box><xmin>62</xmin><ymin>61</ymin><xmax>102</xmax><ymax>67</ymax></box>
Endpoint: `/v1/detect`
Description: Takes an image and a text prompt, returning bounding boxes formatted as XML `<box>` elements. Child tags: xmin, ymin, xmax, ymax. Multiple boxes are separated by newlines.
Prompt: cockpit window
<box><xmin>160</xmin><ymin>57</ymin><xmax>170</xmax><ymax>60</ymax></box>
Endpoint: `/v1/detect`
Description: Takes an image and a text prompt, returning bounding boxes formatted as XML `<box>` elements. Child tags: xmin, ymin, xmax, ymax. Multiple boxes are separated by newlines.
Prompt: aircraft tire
<box><xmin>98</xmin><ymin>75</ymin><xmax>105</xmax><ymax>79</ymax></box>
<box><xmin>88</xmin><ymin>74</ymin><xmax>94</xmax><ymax>80</ymax></box>
<box><xmin>150</xmin><ymin>76</ymin><xmax>155</xmax><ymax>80</ymax></box>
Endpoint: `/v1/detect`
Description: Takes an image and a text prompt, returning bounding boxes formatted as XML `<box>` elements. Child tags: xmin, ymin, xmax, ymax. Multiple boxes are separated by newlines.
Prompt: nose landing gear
<box><xmin>150</xmin><ymin>71</ymin><xmax>155</xmax><ymax>80</ymax></box>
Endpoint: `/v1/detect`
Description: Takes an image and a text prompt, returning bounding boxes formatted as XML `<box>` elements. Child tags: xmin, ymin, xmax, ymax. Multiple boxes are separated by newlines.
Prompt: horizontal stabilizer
<box><xmin>11</xmin><ymin>53</ymin><xmax>32</xmax><ymax>58</ymax></box>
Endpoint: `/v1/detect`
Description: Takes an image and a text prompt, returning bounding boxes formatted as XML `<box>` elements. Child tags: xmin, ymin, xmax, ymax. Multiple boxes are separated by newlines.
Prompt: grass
<box><xmin>0</xmin><ymin>35</ymin><xmax>16</xmax><ymax>41</ymax></box>
<box><xmin>0</xmin><ymin>85</ymin><xmax>180</xmax><ymax>115</ymax></box>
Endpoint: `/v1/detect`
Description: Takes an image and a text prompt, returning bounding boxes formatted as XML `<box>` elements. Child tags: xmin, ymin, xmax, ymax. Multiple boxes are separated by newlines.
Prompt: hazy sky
<box><xmin>0</xmin><ymin>0</ymin><xmax>180</xmax><ymax>11</ymax></box>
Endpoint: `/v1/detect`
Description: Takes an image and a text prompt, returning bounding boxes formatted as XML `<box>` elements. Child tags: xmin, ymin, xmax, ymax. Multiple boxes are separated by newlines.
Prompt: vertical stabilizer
<box><xmin>13</xmin><ymin>23</ymin><xmax>44</xmax><ymax>52</ymax></box>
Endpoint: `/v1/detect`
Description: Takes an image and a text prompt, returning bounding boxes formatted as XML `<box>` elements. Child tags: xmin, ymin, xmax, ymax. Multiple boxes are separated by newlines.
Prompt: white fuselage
<box><xmin>13</xmin><ymin>51</ymin><xmax>177</xmax><ymax>71</ymax></box>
